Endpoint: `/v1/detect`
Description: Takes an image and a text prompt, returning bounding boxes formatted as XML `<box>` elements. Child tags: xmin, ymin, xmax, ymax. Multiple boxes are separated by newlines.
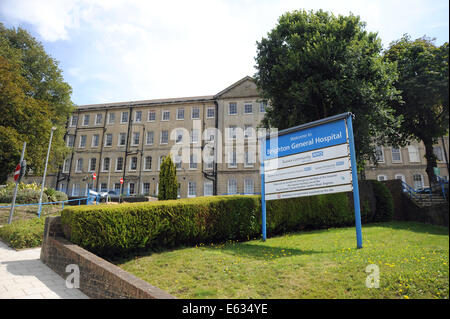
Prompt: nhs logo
<box><xmin>312</xmin><ymin>151</ymin><xmax>323</xmax><ymax>158</ymax></box>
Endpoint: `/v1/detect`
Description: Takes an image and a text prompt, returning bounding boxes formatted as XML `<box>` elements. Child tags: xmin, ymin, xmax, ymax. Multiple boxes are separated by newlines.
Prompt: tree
<box><xmin>254</xmin><ymin>10</ymin><xmax>403</xmax><ymax>169</ymax></box>
<box><xmin>158</xmin><ymin>155</ymin><xmax>178</xmax><ymax>200</ymax></box>
<box><xmin>0</xmin><ymin>24</ymin><xmax>74</xmax><ymax>183</ymax></box>
<box><xmin>384</xmin><ymin>35</ymin><xmax>449</xmax><ymax>185</ymax></box>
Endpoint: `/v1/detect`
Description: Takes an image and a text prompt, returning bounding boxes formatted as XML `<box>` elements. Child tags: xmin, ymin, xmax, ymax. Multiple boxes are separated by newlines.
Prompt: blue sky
<box><xmin>1</xmin><ymin>0</ymin><xmax>448</xmax><ymax>106</ymax></box>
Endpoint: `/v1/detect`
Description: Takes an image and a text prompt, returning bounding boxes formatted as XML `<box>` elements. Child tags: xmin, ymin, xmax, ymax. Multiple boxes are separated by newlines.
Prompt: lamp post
<box><xmin>38</xmin><ymin>126</ymin><xmax>57</xmax><ymax>218</ymax></box>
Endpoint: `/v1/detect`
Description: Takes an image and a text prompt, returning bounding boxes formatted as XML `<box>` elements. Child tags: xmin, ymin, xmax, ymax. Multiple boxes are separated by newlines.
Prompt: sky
<box><xmin>0</xmin><ymin>0</ymin><xmax>448</xmax><ymax>106</ymax></box>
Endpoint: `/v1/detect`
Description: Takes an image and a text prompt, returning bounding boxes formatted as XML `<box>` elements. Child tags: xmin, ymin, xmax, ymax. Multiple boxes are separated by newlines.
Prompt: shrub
<box><xmin>0</xmin><ymin>217</ymin><xmax>46</xmax><ymax>249</ymax></box>
<box><xmin>370</xmin><ymin>180</ymin><xmax>394</xmax><ymax>222</ymax></box>
<box><xmin>158</xmin><ymin>154</ymin><xmax>178</xmax><ymax>200</ymax></box>
<box><xmin>0</xmin><ymin>189</ymin><xmax>48</xmax><ymax>204</ymax></box>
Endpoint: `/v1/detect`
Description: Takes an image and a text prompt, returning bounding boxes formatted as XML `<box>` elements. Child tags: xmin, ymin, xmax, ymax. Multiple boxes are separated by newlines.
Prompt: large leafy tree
<box><xmin>0</xmin><ymin>24</ymin><xmax>74</xmax><ymax>183</ymax></box>
<box><xmin>254</xmin><ymin>10</ymin><xmax>403</xmax><ymax>169</ymax></box>
<box><xmin>384</xmin><ymin>35</ymin><xmax>449</xmax><ymax>185</ymax></box>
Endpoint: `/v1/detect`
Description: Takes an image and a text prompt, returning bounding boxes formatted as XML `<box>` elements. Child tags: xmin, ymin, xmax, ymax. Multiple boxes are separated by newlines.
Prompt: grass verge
<box><xmin>117</xmin><ymin>221</ymin><xmax>449</xmax><ymax>299</ymax></box>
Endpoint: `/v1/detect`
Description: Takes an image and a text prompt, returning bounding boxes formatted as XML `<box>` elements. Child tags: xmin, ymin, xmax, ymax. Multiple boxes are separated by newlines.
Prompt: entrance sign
<box><xmin>260</xmin><ymin>113</ymin><xmax>363</xmax><ymax>248</ymax></box>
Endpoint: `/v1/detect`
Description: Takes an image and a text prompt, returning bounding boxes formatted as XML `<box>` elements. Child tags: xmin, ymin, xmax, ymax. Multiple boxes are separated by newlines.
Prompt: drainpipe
<box><xmin>121</xmin><ymin>106</ymin><xmax>133</xmax><ymax>197</ymax></box>
<box><xmin>96</xmin><ymin>109</ymin><xmax>108</xmax><ymax>191</ymax></box>
<box><xmin>213</xmin><ymin>100</ymin><xmax>219</xmax><ymax>195</ymax></box>
<box><xmin>138</xmin><ymin>125</ymin><xmax>145</xmax><ymax>194</ymax></box>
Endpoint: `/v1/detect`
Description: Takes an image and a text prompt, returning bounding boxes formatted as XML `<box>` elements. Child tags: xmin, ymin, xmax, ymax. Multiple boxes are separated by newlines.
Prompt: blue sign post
<box><xmin>260</xmin><ymin>112</ymin><xmax>363</xmax><ymax>249</ymax></box>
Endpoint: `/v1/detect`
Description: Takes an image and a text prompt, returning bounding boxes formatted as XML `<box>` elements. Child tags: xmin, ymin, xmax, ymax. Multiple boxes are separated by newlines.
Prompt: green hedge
<box><xmin>0</xmin><ymin>189</ymin><xmax>48</xmax><ymax>204</ymax></box>
<box><xmin>61</xmin><ymin>186</ymin><xmax>395</xmax><ymax>258</ymax></box>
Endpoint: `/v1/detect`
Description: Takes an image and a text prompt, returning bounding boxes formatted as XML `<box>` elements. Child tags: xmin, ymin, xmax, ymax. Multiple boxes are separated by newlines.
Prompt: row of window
<box><xmin>375</xmin><ymin>145</ymin><xmax>447</xmax><ymax>164</ymax></box>
<box><xmin>70</xmin><ymin>107</ymin><xmax>213</xmax><ymax>127</ymax></box>
<box><xmin>65</xmin><ymin>179</ymin><xmax>256</xmax><ymax>197</ymax></box>
<box><xmin>67</xmin><ymin>125</ymin><xmax>259</xmax><ymax>149</ymax></box>
<box><xmin>69</xmin><ymin>102</ymin><xmax>268</xmax><ymax>128</ymax></box>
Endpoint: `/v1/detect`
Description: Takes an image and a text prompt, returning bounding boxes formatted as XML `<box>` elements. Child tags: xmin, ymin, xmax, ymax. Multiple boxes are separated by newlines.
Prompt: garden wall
<box><xmin>40</xmin><ymin>216</ymin><xmax>175</xmax><ymax>299</ymax></box>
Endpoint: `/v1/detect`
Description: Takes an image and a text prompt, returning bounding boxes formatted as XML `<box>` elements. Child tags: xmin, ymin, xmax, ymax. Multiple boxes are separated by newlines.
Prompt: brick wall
<box><xmin>40</xmin><ymin>216</ymin><xmax>175</xmax><ymax>299</ymax></box>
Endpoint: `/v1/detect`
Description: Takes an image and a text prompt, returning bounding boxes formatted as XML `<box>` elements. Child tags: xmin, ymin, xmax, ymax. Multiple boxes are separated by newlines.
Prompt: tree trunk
<box><xmin>423</xmin><ymin>139</ymin><xmax>437</xmax><ymax>187</ymax></box>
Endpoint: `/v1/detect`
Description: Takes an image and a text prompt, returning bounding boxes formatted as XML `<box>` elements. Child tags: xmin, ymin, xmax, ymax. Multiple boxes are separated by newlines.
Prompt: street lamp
<box><xmin>37</xmin><ymin>126</ymin><xmax>57</xmax><ymax>218</ymax></box>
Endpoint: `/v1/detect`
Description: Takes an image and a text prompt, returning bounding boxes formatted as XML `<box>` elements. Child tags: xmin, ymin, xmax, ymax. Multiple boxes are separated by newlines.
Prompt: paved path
<box><xmin>0</xmin><ymin>241</ymin><xmax>88</xmax><ymax>299</ymax></box>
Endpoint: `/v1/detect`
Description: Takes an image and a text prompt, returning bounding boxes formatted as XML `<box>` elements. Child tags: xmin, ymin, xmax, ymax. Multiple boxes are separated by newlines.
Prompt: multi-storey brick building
<box><xmin>19</xmin><ymin>76</ymin><xmax>448</xmax><ymax>197</ymax></box>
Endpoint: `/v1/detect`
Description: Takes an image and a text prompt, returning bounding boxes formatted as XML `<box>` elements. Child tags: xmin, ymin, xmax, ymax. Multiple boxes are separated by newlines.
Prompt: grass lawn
<box><xmin>117</xmin><ymin>221</ymin><xmax>449</xmax><ymax>299</ymax></box>
<box><xmin>0</xmin><ymin>203</ymin><xmax>62</xmax><ymax>225</ymax></box>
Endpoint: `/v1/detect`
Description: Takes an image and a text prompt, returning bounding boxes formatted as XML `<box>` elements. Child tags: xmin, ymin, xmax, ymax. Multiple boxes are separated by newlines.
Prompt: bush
<box><xmin>0</xmin><ymin>217</ymin><xmax>46</xmax><ymax>249</ymax></box>
<box><xmin>0</xmin><ymin>189</ymin><xmax>48</xmax><ymax>204</ymax></box>
<box><xmin>370</xmin><ymin>180</ymin><xmax>394</xmax><ymax>222</ymax></box>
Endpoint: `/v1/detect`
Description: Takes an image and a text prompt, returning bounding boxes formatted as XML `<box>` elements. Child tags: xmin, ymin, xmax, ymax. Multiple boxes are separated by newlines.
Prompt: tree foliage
<box><xmin>0</xmin><ymin>23</ymin><xmax>74</xmax><ymax>183</ymax></box>
<box><xmin>158</xmin><ymin>155</ymin><xmax>178</xmax><ymax>200</ymax></box>
<box><xmin>384</xmin><ymin>35</ymin><xmax>449</xmax><ymax>184</ymax></box>
<box><xmin>254</xmin><ymin>10</ymin><xmax>403</xmax><ymax>169</ymax></box>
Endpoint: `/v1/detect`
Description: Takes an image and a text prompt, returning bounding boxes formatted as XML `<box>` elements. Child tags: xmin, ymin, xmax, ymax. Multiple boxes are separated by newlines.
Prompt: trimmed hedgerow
<box><xmin>370</xmin><ymin>180</ymin><xmax>394</xmax><ymax>222</ymax></box>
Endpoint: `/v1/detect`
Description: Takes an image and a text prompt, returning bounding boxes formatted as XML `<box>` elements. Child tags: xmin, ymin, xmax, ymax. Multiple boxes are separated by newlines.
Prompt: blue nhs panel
<box><xmin>265</xmin><ymin>119</ymin><xmax>347</xmax><ymax>160</ymax></box>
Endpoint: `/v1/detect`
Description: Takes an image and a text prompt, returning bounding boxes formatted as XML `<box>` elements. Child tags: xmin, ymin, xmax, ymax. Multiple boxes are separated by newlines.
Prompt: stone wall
<box><xmin>40</xmin><ymin>216</ymin><xmax>175</xmax><ymax>299</ymax></box>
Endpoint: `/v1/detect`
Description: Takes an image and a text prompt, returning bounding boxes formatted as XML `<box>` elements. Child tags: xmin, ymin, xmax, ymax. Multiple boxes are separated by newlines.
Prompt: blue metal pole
<box><xmin>260</xmin><ymin>136</ymin><xmax>267</xmax><ymax>241</ymax></box>
<box><xmin>346</xmin><ymin>114</ymin><xmax>363</xmax><ymax>249</ymax></box>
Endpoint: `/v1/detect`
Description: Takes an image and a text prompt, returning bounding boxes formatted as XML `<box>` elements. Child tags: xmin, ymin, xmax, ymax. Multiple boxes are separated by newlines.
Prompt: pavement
<box><xmin>0</xmin><ymin>240</ymin><xmax>88</xmax><ymax>299</ymax></box>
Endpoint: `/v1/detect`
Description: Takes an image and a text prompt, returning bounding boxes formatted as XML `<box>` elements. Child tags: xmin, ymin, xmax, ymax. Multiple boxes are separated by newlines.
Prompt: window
<box><xmin>63</xmin><ymin>159</ymin><xmax>70</xmax><ymax>173</ymax></box>
<box><xmin>72</xmin><ymin>183</ymin><xmax>80</xmax><ymax>196</ymax></box>
<box><xmin>75</xmin><ymin>158</ymin><xmax>83</xmax><ymax>173</ymax></box>
<box><xmin>408</xmin><ymin>145</ymin><xmax>420</xmax><ymax>163</ymax></box>
<box><xmin>190</xmin><ymin>154</ymin><xmax>197</xmax><ymax>169</ymax></box>
<box><xmin>375</xmin><ymin>146</ymin><xmax>384</xmax><ymax>163</ymax></box>
<box><xmin>391</xmin><ymin>148</ymin><xmax>402</xmax><ymax>163</ymax></box>
<box><xmin>174</xmin><ymin>155</ymin><xmax>182</xmax><ymax>170</ymax></box>
<box><xmin>148</xmin><ymin>110</ymin><xmax>156</xmax><ymax>122</ymax></box>
<box><xmin>105</xmin><ymin>134</ymin><xmax>113</xmax><ymax>147</ymax></box>
<box><xmin>244</xmin><ymin>179</ymin><xmax>254</xmax><ymax>194</ymax></box>
<box><xmin>144</xmin><ymin>156</ymin><xmax>152</xmax><ymax>170</ymax></box>
<box><xmin>160</xmin><ymin>130</ymin><xmax>169</xmax><ymax>144</ymax></box>
<box><xmin>108</xmin><ymin>113</ymin><xmax>115</xmax><ymax>124</ymax></box>
<box><xmin>143</xmin><ymin>182</ymin><xmax>150</xmax><ymax>195</ymax></box>
<box><xmin>89</xmin><ymin>158</ymin><xmax>96</xmax><ymax>172</ymax></box>
<box><xmin>229</xmin><ymin>103</ymin><xmax>237</xmax><ymax>115</ymax></box>
<box><xmin>413</xmin><ymin>174</ymin><xmax>424</xmax><ymax>190</ymax></box>
<box><xmin>377</xmin><ymin>175</ymin><xmax>387</xmax><ymax>181</ymax></box>
<box><xmin>158</xmin><ymin>156</ymin><xmax>165</xmax><ymax>170</ymax></box>
<box><xmin>228</xmin><ymin>126</ymin><xmax>237</xmax><ymax>140</ymax></box>
<box><xmin>206</xmin><ymin>128</ymin><xmax>215</xmax><ymax>142</ymax></box>
<box><xmin>162</xmin><ymin>110</ymin><xmax>170</xmax><ymax>121</ymax></box>
<box><xmin>79</xmin><ymin>135</ymin><xmax>87</xmax><ymax>148</ymax></box>
<box><xmin>118</xmin><ymin>133</ymin><xmax>126</xmax><ymax>146</ymax></box>
<box><xmin>433</xmin><ymin>146</ymin><xmax>444</xmax><ymax>162</ymax></box>
<box><xmin>114</xmin><ymin>183</ymin><xmax>121</xmax><ymax>193</ymax></box>
<box><xmin>244</xmin><ymin>103</ymin><xmax>253</xmax><ymax>114</ymax></box>
<box><xmin>91</xmin><ymin>134</ymin><xmax>99</xmax><ymax>148</ymax></box>
<box><xmin>228</xmin><ymin>179</ymin><xmax>237</xmax><ymax>194</ymax></box>
<box><xmin>146</xmin><ymin>131</ymin><xmax>154</xmax><ymax>145</ymax></box>
<box><xmin>206</xmin><ymin>107</ymin><xmax>215</xmax><ymax>118</ymax></box>
<box><xmin>177</xmin><ymin>108</ymin><xmax>185</xmax><ymax>120</ymax></box>
<box><xmin>134</xmin><ymin>111</ymin><xmax>142</xmax><ymax>123</ymax></box>
<box><xmin>245</xmin><ymin>151</ymin><xmax>254</xmax><ymax>167</ymax></box>
<box><xmin>260</xmin><ymin>101</ymin><xmax>267</xmax><ymax>113</ymax></box>
<box><xmin>204</xmin><ymin>181</ymin><xmax>213</xmax><ymax>196</ymax></box>
<box><xmin>130</xmin><ymin>157</ymin><xmax>138</xmax><ymax>171</ymax></box>
<box><xmin>228</xmin><ymin>151</ymin><xmax>237</xmax><ymax>168</ymax></box>
<box><xmin>95</xmin><ymin>113</ymin><xmax>102</xmax><ymax>125</ymax></box>
<box><xmin>82</xmin><ymin>114</ymin><xmax>90</xmax><ymax>126</ymax></box>
<box><xmin>190</xmin><ymin>129</ymin><xmax>199</xmax><ymax>144</ymax></box>
<box><xmin>116</xmin><ymin>157</ymin><xmax>124</xmax><ymax>171</ymax></box>
<box><xmin>70</xmin><ymin>116</ymin><xmax>78</xmax><ymax>127</ymax></box>
<box><xmin>128</xmin><ymin>183</ymin><xmax>136</xmax><ymax>195</ymax></box>
<box><xmin>132</xmin><ymin>132</ymin><xmax>140</xmax><ymax>146</ymax></box>
<box><xmin>67</xmin><ymin>135</ymin><xmax>75</xmax><ymax>147</ymax></box>
<box><xmin>244</xmin><ymin>125</ymin><xmax>253</xmax><ymax>139</ymax></box>
<box><xmin>395</xmin><ymin>174</ymin><xmax>406</xmax><ymax>183</ymax></box>
<box><xmin>188</xmin><ymin>181</ymin><xmax>196</xmax><ymax>197</ymax></box>
<box><xmin>98</xmin><ymin>183</ymin><xmax>106</xmax><ymax>192</ymax></box>
<box><xmin>191</xmin><ymin>107</ymin><xmax>200</xmax><ymax>119</ymax></box>
<box><xmin>121</xmin><ymin>112</ymin><xmax>128</xmax><ymax>124</ymax></box>
<box><xmin>102</xmin><ymin>157</ymin><xmax>110</xmax><ymax>172</ymax></box>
